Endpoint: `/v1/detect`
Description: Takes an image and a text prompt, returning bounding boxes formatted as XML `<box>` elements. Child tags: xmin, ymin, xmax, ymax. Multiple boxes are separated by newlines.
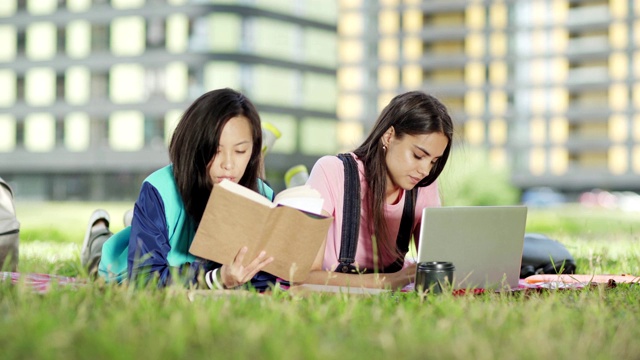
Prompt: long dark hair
<box><xmin>169</xmin><ymin>88</ymin><xmax>262</xmax><ymax>224</ymax></box>
<box><xmin>353</xmin><ymin>91</ymin><xmax>454</xmax><ymax>267</ymax></box>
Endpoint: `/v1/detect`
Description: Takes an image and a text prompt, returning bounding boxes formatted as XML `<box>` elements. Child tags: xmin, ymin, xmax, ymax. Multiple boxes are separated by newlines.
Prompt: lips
<box><xmin>409</xmin><ymin>175</ymin><xmax>421</xmax><ymax>185</ymax></box>
<box><xmin>216</xmin><ymin>176</ymin><xmax>236</xmax><ymax>183</ymax></box>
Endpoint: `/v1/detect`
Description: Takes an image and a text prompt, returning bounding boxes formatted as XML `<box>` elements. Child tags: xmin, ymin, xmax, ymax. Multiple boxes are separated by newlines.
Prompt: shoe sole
<box><xmin>80</xmin><ymin>209</ymin><xmax>110</xmax><ymax>267</ymax></box>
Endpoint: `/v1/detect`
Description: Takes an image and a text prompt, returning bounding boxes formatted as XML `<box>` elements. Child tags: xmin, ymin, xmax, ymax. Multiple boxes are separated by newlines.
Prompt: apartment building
<box><xmin>3</xmin><ymin>0</ymin><xmax>639</xmax><ymax>200</ymax></box>
<box><xmin>337</xmin><ymin>0</ymin><xmax>640</xmax><ymax>192</ymax></box>
<box><xmin>0</xmin><ymin>0</ymin><xmax>337</xmax><ymax>200</ymax></box>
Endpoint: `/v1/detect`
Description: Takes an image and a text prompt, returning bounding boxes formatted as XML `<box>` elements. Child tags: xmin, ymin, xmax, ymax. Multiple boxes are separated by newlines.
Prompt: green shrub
<box><xmin>438</xmin><ymin>145</ymin><xmax>520</xmax><ymax>206</ymax></box>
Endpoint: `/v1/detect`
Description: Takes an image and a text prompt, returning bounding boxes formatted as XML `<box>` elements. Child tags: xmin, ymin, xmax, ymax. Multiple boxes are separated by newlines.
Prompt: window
<box><xmin>0</xmin><ymin>115</ymin><xmax>17</xmax><ymax>152</ymax></box>
<box><xmin>0</xmin><ymin>70</ymin><xmax>16</xmax><ymax>106</ymax></box>
<box><xmin>26</xmin><ymin>22</ymin><xmax>57</xmax><ymax>59</ymax></box>
<box><xmin>147</xmin><ymin>18</ymin><xmax>165</xmax><ymax>49</ymax></box>
<box><xmin>25</xmin><ymin>68</ymin><xmax>56</xmax><ymax>106</ymax></box>
<box><xmin>56</xmin><ymin>73</ymin><xmax>65</xmax><ymax>102</ymax></box>
<box><xmin>91</xmin><ymin>24</ymin><xmax>109</xmax><ymax>52</ymax></box>
<box><xmin>64</xmin><ymin>112</ymin><xmax>90</xmax><ymax>151</ymax></box>
<box><xmin>0</xmin><ymin>26</ymin><xmax>17</xmax><ymax>60</ymax></box>
<box><xmin>90</xmin><ymin>72</ymin><xmax>108</xmax><ymax>100</ymax></box>
<box><xmin>56</xmin><ymin>26</ymin><xmax>65</xmax><ymax>54</ymax></box>
<box><xmin>111</xmin><ymin>16</ymin><xmax>145</xmax><ymax>56</ymax></box>
<box><xmin>144</xmin><ymin>115</ymin><xmax>165</xmax><ymax>148</ymax></box>
<box><xmin>67</xmin><ymin>20</ymin><xmax>91</xmax><ymax>58</ymax></box>
<box><xmin>24</xmin><ymin>113</ymin><xmax>56</xmax><ymax>152</ymax></box>
<box><xmin>110</xmin><ymin>64</ymin><xmax>146</xmax><ymax>103</ymax></box>
<box><xmin>109</xmin><ymin>111</ymin><xmax>144</xmax><ymax>151</ymax></box>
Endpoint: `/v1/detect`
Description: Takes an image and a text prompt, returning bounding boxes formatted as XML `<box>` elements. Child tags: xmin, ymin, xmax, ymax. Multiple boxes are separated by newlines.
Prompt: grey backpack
<box><xmin>0</xmin><ymin>177</ymin><xmax>19</xmax><ymax>271</ymax></box>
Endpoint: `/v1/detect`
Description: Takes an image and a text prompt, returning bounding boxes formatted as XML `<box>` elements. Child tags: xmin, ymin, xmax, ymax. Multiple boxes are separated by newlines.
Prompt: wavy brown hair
<box><xmin>353</xmin><ymin>91</ymin><xmax>454</xmax><ymax>269</ymax></box>
<box><xmin>169</xmin><ymin>88</ymin><xmax>262</xmax><ymax>224</ymax></box>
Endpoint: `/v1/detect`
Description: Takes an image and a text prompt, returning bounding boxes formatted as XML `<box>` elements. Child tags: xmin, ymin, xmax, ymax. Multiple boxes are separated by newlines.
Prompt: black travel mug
<box><xmin>415</xmin><ymin>261</ymin><xmax>455</xmax><ymax>294</ymax></box>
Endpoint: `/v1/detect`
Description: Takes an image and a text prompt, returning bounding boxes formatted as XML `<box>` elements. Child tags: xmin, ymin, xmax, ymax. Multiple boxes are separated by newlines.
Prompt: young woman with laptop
<box><xmin>304</xmin><ymin>91</ymin><xmax>454</xmax><ymax>290</ymax></box>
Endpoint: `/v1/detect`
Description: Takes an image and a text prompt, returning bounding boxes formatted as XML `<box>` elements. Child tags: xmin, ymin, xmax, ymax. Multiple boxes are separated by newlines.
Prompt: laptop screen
<box><xmin>415</xmin><ymin>206</ymin><xmax>528</xmax><ymax>290</ymax></box>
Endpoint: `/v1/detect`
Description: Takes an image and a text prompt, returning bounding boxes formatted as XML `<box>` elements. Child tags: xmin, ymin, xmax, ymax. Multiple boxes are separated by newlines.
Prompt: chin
<box><xmin>406</xmin><ymin>180</ymin><xmax>422</xmax><ymax>190</ymax></box>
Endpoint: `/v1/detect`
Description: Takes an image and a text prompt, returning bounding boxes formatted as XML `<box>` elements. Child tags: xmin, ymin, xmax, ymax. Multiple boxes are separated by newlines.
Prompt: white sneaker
<box><xmin>123</xmin><ymin>208</ymin><xmax>134</xmax><ymax>228</ymax></box>
<box><xmin>80</xmin><ymin>209</ymin><xmax>110</xmax><ymax>267</ymax></box>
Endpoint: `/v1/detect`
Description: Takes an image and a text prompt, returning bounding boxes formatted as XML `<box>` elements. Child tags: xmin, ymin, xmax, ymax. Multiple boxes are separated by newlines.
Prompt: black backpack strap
<box><xmin>334</xmin><ymin>153</ymin><xmax>418</xmax><ymax>274</ymax></box>
<box><xmin>396</xmin><ymin>188</ymin><xmax>416</xmax><ymax>254</ymax></box>
<box><xmin>335</xmin><ymin>153</ymin><xmax>361</xmax><ymax>273</ymax></box>
<box><xmin>383</xmin><ymin>189</ymin><xmax>417</xmax><ymax>273</ymax></box>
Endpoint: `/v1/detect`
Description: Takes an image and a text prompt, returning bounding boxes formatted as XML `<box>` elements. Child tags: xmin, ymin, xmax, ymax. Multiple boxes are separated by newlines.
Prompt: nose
<box><xmin>220</xmin><ymin>152</ymin><xmax>234</xmax><ymax>170</ymax></box>
<box><xmin>418</xmin><ymin>162</ymin><xmax>432</xmax><ymax>177</ymax></box>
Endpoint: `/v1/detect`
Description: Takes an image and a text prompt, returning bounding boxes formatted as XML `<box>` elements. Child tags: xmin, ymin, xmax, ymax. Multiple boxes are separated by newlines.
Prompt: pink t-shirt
<box><xmin>306</xmin><ymin>153</ymin><xmax>441</xmax><ymax>272</ymax></box>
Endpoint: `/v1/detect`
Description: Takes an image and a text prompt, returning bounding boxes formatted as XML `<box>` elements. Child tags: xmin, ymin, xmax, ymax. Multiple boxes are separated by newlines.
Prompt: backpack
<box><xmin>520</xmin><ymin>233</ymin><xmax>576</xmax><ymax>278</ymax></box>
<box><xmin>335</xmin><ymin>153</ymin><xmax>416</xmax><ymax>274</ymax></box>
<box><xmin>0</xmin><ymin>177</ymin><xmax>19</xmax><ymax>271</ymax></box>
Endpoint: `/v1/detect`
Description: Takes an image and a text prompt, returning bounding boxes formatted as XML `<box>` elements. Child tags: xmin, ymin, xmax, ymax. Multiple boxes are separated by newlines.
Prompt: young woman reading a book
<box><xmin>81</xmin><ymin>88</ymin><xmax>275</xmax><ymax>289</ymax></box>
<box><xmin>305</xmin><ymin>91</ymin><xmax>454</xmax><ymax>290</ymax></box>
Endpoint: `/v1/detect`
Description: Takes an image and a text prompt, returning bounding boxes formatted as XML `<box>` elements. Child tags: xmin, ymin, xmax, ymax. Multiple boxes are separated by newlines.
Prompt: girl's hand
<box><xmin>219</xmin><ymin>246</ymin><xmax>274</xmax><ymax>288</ymax></box>
<box><xmin>385</xmin><ymin>262</ymin><xmax>417</xmax><ymax>290</ymax></box>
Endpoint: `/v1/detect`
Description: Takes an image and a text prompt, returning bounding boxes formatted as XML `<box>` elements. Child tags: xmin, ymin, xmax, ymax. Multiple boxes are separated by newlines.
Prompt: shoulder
<box><xmin>145</xmin><ymin>165</ymin><xmax>174</xmax><ymax>184</ymax></box>
<box><xmin>140</xmin><ymin>165</ymin><xmax>183</xmax><ymax>212</ymax></box>
<box><xmin>308</xmin><ymin>155</ymin><xmax>349</xmax><ymax>183</ymax></box>
<box><xmin>313</xmin><ymin>155</ymin><xmax>344</xmax><ymax>169</ymax></box>
<box><xmin>143</xmin><ymin>165</ymin><xmax>178</xmax><ymax>198</ymax></box>
<box><xmin>312</xmin><ymin>154</ymin><xmax>363</xmax><ymax>173</ymax></box>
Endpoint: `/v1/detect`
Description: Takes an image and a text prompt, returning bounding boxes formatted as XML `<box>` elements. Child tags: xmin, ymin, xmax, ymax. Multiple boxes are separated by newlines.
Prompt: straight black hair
<box><xmin>169</xmin><ymin>88</ymin><xmax>262</xmax><ymax>224</ymax></box>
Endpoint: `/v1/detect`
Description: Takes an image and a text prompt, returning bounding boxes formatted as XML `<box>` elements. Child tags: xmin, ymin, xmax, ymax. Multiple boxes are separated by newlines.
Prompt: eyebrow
<box><xmin>219</xmin><ymin>140</ymin><xmax>252</xmax><ymax>148</ymax></box>
<box><xmin>414</xmin><ymin>145</ymin><xmax>431</xmax><ymax>156</ymax></box>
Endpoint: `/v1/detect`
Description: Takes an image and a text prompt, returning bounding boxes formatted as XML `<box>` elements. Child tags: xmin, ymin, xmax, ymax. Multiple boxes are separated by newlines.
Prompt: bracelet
<box><xmin>211</xmin><ymin>268</ymin><xmax>225</xmax><ymax>290</ymax></box>
<box><xmin>205</xmin><ymin>269</ymin><xmax>215</xmax><ymax>289</ymax></box>
<box><xmin>205</xmin><ymin>268</ymin><xmax>225</xmax><ymax>290</ymax></box>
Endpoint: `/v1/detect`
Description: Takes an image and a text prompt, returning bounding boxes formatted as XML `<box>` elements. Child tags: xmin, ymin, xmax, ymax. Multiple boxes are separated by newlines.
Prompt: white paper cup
<box><xmin>261</xmin><ymin>122</ymin><xmax>282</xmax><ymax>155</ymax></box>
<box><xmin>284</xmin><ymin>165</ymin><xmax>309</xmax><ymax>188</ymax></box>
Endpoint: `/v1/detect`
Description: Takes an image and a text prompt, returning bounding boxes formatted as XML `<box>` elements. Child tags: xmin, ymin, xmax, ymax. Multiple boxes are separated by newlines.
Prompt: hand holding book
<box><xmin>189</xmin><ymin>180</ymin><xmax>332</xmax><ymax>281</ymax></box>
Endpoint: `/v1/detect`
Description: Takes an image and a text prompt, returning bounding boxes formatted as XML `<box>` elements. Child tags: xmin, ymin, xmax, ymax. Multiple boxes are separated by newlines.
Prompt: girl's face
<box><xmin>208</xmin><ymin>115</ymin><xmax>254</xmax><ymax>184</ymax></box>
<box><xmin>383</xmin><ymin>128</ymin><xmax>449</xmax><ymax>191</ymax></box>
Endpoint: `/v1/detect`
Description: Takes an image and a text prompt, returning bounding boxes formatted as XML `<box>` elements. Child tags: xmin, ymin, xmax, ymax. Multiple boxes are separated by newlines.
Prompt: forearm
<box><xmin>128</xmin><ymin>263</ymin><xmax>172</xmax><ymax>287</ymax></box>
<box><xmin>304</xmin><ymin>269</ymin><xmax>409</xmax><ymax>290</ymax></box>
<box><xmin>129</xmin><ymin>259</ymin><xmax>213</xmax><ymax>288</ymax></box>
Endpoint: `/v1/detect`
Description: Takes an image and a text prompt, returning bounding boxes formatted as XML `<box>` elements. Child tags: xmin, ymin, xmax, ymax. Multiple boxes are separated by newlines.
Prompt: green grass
<box><xmin>3</xmin><ymin>202</ymin><xmax>640</xmax><ymax>359</ymax></box>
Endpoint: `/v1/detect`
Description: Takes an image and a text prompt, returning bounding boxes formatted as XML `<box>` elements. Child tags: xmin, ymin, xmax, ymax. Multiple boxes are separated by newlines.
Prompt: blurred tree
<box><xmin>438</xmin><ymin>145</ymin><xmax>520</xmax><ymax>206</ymax></box>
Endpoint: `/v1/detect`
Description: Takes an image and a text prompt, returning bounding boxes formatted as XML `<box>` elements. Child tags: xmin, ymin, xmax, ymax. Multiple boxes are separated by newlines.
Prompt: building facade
<box><xmin>3</xmin><ymin>0</ymin><xmax>640</xmax><ymax>201</ymax></box>
<box><xmin>0</xmin><ymin>0</ymin><xmax>338</xmax><ymax>200</ymax></box>
<box><xmin>337</xmin><ymin>0</ymin><xmax>640</xmax><ymax>192</ymax></box>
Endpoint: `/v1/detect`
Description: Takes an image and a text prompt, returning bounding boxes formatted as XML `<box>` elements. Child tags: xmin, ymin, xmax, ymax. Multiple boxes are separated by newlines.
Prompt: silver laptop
<box><xmin>415</xmin><ymin>206</ymin><xmax>528</xmax><ymax>291</ymax></box>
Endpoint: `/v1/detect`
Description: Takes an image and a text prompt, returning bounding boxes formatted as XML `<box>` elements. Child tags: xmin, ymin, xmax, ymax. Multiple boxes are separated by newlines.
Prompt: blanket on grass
<box><xmin>2</xmin><ymin>272</ymin><xmax>638</xmax><ymax>295</ymax></box>
<box><xmin>0</xmin><ymin>272</ymin><xmax>86</xmax><ymax>294</ymax></box>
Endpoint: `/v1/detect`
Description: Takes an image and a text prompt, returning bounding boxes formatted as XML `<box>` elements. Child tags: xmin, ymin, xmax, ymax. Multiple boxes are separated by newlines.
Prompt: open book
<box><xmin>217</xmin><ymin>180</ymin><xmax>325</xmax><ymax>216</ymax></box>
<box><xmin>189</xmin><ymin>180</ymin><xmax>333</xmax><ymax>281</ymax></box>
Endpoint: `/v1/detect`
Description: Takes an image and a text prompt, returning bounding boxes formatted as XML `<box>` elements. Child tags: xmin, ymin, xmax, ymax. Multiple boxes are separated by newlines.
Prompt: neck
<box><xmin>385</xmin><ymin>178</ymin><xmax>402</xmax><ymax>205</ymax></box>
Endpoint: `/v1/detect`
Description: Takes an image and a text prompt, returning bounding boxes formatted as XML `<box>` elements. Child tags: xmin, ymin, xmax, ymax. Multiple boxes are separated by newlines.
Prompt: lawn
<box><xmin>2</xmin><ymin>202</ymin><xmax>640</xmax><ymax>359</ymax></box>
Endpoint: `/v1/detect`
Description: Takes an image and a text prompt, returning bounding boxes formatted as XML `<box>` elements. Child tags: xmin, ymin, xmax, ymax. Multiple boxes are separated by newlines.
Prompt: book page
<box><xmin>218</xmin><ymin>179</ymin><xmax>275</xmax><ymax>208</ymax></box>
<box><xmin>273</xmin><ymin>185</ymin><xmax>324</xmax><ymax>215</ymax></box>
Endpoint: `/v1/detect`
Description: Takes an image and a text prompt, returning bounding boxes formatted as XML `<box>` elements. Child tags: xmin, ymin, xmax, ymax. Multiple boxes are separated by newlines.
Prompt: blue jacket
<box><xmin>98</xmin><ymin>165</ymin><xmax>274</xmax><ymax>286</ymax></box>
